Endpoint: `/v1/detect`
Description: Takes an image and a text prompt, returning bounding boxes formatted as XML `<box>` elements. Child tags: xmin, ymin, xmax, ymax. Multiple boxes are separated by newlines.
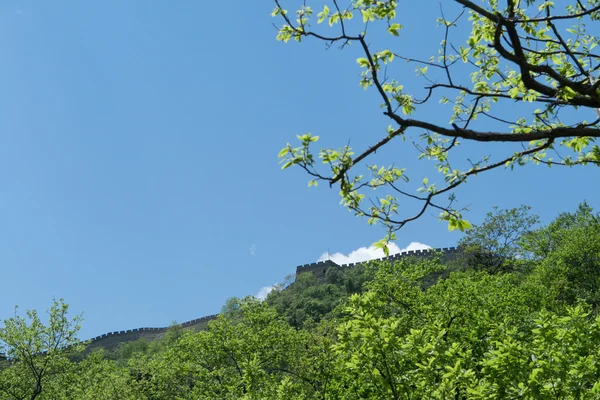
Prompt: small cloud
<box><xmin>255</xmin><ymin>285</ymin><xmax>274</xmax><ymax>301</ymax></box>
<box><xmin>318</xmin><ymin>241</ymin><xmax>431</xmax><ymax>264</ymax></box>
<box><xmin>15</xmin><ymin>9</ymin><xmax>23</xmax><ymax>15</ymax></box>
<box><xmin>249</xmin><ymin>244</ymin><xmax>257</xmax><ymax>256</ymax></box>
<box><xmin>401</xmin><ymin>242</ymin><xmax>432</xmax><ymax>253</ymax></box>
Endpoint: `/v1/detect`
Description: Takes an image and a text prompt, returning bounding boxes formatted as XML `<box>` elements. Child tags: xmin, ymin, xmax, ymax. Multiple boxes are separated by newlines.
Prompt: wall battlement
<box><xmin>86</xmin><ymin>314</ymin><xmax>219</xmax><ymax>344</ymax></box>
<box><xmin>0</xmin><ymin>314</ymin><xmax>220</xmax><ymax>359</ymax></box>
<box><xmin>295</xmin><ymin>246</ymin><xmax>460</xmax><ymax>279</ymax></box>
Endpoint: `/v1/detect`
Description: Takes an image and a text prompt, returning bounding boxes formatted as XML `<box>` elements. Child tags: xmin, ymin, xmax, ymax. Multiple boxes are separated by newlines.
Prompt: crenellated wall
<box><xmin>0</xmin><ymin>314</ymin><xmax>220</xmax><ymax>359</ymax></box>
<box><xmin>83</xmin><ymin>314</ymin><xmax>219</xmax><ymax>352</ymax></box>
<box><xmin>294</xmin><ymin>259</ymin><xmax>339</xmax><ymax>279</ymax></box>
<box><xmin>295</xmin><ymin>246</ymin><xmax>460</xmax><ymax>279</ymax></box>
<box><xmin>86</xmin><ymin>314</ymin><xmax>218</xmax><ymax>345</ymax></box>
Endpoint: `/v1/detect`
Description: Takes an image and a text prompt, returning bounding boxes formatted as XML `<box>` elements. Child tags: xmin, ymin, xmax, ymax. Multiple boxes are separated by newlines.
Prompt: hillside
<box><xmin>2</xmin><ymin>204</ymin><xmax>600</xmax><ymax>398</ymax></box>
<box><xmin>83</xmin><ymin>246</ymin><xmax>461</xmax><ymax>353</ymax></box>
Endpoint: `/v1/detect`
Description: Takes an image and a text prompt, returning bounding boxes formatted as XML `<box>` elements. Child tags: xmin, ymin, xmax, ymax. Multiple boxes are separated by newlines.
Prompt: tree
<box><xmin>526</xmin><ymin>202</ymin><xmax>600</xmax><ymax>307</ymax></box>
<box><xmin>0</xmin><ymin>299</ymin><xmax>83</xmax><ymax>400</ymax></box>
<box><xmin>267</xmin><ymin>265</ymin><xmax>371</xmax><ymax>327</ymax></box>
<box><xmin>129</xmin><ymin>299</ymin><xmax>331</xmax><ymax>399</ymax></box>
<box><xmin>458</xmin><ymin>205</ymin><xmax>539</xmax><ymax>274</ymax></box>
<box><xmin>523</xmin><ymin>201</ymin><xmax>599</xmax><ymax>258</ymax></box>
<box><xmin>44</xmin><ymin>350</ymin><xmax>136</xmax><ymax>400</ymax></box>
<box><xmin>273</xmin><ymin>0</ymin><xmax>600</xmax><ymax>251</ymax></box>
<box><xmin>333</xmin><ymin>257</ymin><xmax>599</xmax><ymax>398</ymax></box>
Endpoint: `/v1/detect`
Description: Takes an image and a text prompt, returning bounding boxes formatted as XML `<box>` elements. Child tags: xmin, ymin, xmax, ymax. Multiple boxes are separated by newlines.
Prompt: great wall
<box><xmin>83</xmin><ymin>313</ymin><xmax>219</xmax><ymax>353</ymax></box>
<box><xmin>295</xmin><ymin>246</ymin><xmax>460</xmax><ymax>278</ymax></box>
<box><xmin>0</xmin><ymin>246</ymin><xmax>460</xmax><ymax>358</ymax></box>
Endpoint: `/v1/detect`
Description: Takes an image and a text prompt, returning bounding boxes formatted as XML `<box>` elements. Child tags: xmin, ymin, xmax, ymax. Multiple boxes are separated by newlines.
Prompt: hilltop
<box><xmin>83</xmin><ymin>246</ymin><xmax>461</xmax><ymax>353</ymax></box>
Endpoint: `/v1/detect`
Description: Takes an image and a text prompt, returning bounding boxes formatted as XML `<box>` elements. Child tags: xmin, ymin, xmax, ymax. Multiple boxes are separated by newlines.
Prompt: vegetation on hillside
<box><xmin>1</xmin><ymin>204</ymin><xmax>600</xmax><ymax>398</ymax></box>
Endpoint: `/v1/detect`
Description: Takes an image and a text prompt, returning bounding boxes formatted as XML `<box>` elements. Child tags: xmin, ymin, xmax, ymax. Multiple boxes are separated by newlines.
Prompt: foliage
<box><xmin>45</xmin><ymin>351</ymin><xmax>135</xmax><ymax>400</ymax></box>
<box><xmin>527</xmin><ymin>202</ymin><xmax>600</xmax><ymax>307</ymax></box>
<box><xmin>0</xmin><ymin>299</ymin><xmax>82</xmax><ymax>400</ymax></box>
<box><xmin>458</xmin><ymin>205</ymin><xmax>540</xmax><ymax>273</ymax></box>
<box><xmin>3</xmin><ymin>205</ymin><xmax>600</xmax><ymax>398</ymax></box>
<box><xmin>273</xmin><ymin>0</ymin><xmax>600</xmax><ymax>249</ymax></box>
<box><xmin>100</xmin><ymin>320</ymin><xmax>187</xmax><ymax>366</ymax></box>
<box><xmin>524</xmin><ymin>201</ymin><xmax>600</xmax><ymax>258</ymax></box>
<box><xmin>266</xmin><ymin>263</ymin><xmax>371</xmax><ymax>327</ymax></box>
<box><xmin>127</xmin><ymin>299</ymin><xmax>336</xmax><ymax>399</ymax></box>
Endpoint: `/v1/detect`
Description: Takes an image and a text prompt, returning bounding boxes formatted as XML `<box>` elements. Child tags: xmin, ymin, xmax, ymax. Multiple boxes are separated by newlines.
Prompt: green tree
<box><xmin>44</xmin><ymin>350</ymin><xmax>135</xmax><ymax>400</ymax></box>
<box><xmin>333</xmin><ymin>258</ymin><xmax>597</xmax><ymax>398</ymax></box>
<box><xmin>273</xmin><ymin>0</ymin><xmax>600</xmax><ymax>249</ymax></box>
<box><xmin>0</xmin><ymin>299</ymin><xmax>83</xmax><ymax>400</ymax></box>
<box><xmin>162</xmin><ymin>320</ymin><xmax>184</xmax><ymax>346</ymax></box>
<box><xmin>524</xmin><ymin>201</ymin><xmax>599</xmax><ymax>258</ymax></box>
<box><xmin>220</xmin><ymin>296</ymin><xmax>245</xmax><ymax>324</ymax></box>
<box><xmin>129</xmin><ymin>298</ymin><xmax>334</xmax><ymax>399</ymax></box>
<box><xmin>528</xmin><ymin>203</ymin><xmax>600</xmax><ymax>307</ymax></box>
<box><xmin>267</xmin><ymin>264</ymin><xmax>371</xmax><ymax>327</ymax></box>
<box><xmin>473</xmin><ymin>305</ymin><xmax>600</xmax><ymax>398</ymax></box>
<box><xmin>458</xmin><ymin>205</ymin><xmax>540</xmax><ymax>274</ymax></box>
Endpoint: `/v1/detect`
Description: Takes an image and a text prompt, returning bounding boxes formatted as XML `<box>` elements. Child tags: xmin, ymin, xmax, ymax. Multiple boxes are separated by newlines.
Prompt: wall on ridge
<box><xmin>84</xmin><ymin>314</ymin><xmax>219</xmax><ymax>352</ymax></box>
<box><xmin>295</xmin><ymin>247</ymin><xmax>461</xmax><ymax>279</ymax></box>
<box><xmin>294</xmin><ymin>259</ymin><xmax>339</xmax><ymax>280</ymax></box>
<box><xmin>0</xmin><ymin>314</ymin><xmax>220</xmax><ymax>359</ymax></box>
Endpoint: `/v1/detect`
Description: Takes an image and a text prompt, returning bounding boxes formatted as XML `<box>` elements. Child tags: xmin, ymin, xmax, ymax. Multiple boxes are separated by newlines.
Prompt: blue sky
<box><xmin>0</xmin><ymin>1</ymin><xmax>598</xmax><ymax>339</ymax></box>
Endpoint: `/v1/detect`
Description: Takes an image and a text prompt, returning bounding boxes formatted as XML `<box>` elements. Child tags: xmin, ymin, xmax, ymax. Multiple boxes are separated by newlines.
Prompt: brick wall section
<box><xmin>294</xmin><ymin>259</ymin><xmax>339</xmax><ymax>279</ymax></box>
<box><xmin>84</xmin><ymin>314</ymin><xmax>219</xmax><ymax>352</ymax></box>
<box><xmin>0</xmin><ymin>314</ymin><xmax>219</xmax><ymax>359</ymax></box>
<box><xmin>295</xmin><ymin>246</ymin><xmax>460</xmax><ymax>278</ymax></box>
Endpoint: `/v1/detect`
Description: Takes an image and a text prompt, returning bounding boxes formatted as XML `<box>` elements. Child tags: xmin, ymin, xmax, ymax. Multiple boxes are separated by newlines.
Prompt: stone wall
<box><xmin>295</xmin><ymin>246</ymin><xmax>460</xmax><ymax>278</ymax></box>
<box><xmin>86</xmin><ymin>314</ymin><xmax>219</xmax><ymax>345</ymax></box>
<box><xmin>0</xmin><ymin>314</ymin><xmax>219</xmax><ymax>359</ymax></box>
<box><xmin>84</xmin><ymin>314</ymin><xmax>219</xmax><ymax>352</ymax></box>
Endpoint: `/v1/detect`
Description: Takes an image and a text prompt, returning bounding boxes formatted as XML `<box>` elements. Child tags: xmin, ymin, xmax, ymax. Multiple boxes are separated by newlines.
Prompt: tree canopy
<box><xmin>458</xmin><ymin>205</ymin><xmax>540</xmax><ymax>273</ymax></box>
<box><xmin>0</xmin><ymin>299</ymin><xmax>82</xmax><ymax>400</ymax></box>
<box><xmin>1</xmin><ymin>204</ymin><xmax>600</xmax><ymax>398</ymax></box>
<box><xmin>274</xmin><ymin>0</ymin><xmax>600</xmax><ymax>251</ymax></box>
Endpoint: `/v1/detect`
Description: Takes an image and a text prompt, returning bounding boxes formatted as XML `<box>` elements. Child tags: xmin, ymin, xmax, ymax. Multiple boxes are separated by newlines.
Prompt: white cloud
<box><xmin>249</xmin><ymin>244</ymin><xmax>257</xmax><ymax>256</ymax></box>
<box><xmin>401</xmin><ymin>241</ymin><xmax>433</xmax><ymax>252</ymax></box>
<box><xmin>317</xmin><ymin>241</ymin><xmax>431</xmax><ymax>265</ymax></box>
<box><xmin>255</xmin><ymin>285</ymin><xmax>274</xmax><ymax>300</ymax></box>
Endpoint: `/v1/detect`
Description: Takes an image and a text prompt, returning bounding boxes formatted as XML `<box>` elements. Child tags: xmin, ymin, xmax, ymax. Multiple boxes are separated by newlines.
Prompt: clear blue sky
<box><xmin>0</xmin><ymin>1</ymin><xmax>597</xmax><ymax>339</ymax></box>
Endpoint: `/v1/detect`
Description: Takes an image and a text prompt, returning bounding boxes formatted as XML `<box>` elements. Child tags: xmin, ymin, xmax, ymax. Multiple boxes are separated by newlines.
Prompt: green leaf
<box><xmin>382</xmin><ymin>244</ymin><xmax>390</xmax><ymax>256</ymax></box>
<box><xmin>278</xmin><ymin>147</ymin><xmax>290</xmax><ymax>158</ymax></box>
<box><xmin>329</xmin><ymin>12</ymin><xmax>340</xmax><ymax>27</ymax></box>
<box><xmin>563</xmin><ymin>86</ymin><xmax>578</xmax><ymax>100</ymax></box>
<box><xmin>448</xmin><ymin>219</ymin><xmax>458</xmax><ymax>231</ymax></box>
<box><xmin>508</xmin><ymin>87</ymin><xmax>520</xmax><ymax>99</ymax></box>
<box><xmin>357</xmin><ymin>58</ymin><xmax>370</xmax><ymax>68</ymax></box>
<box><xmin>457</xmin><ymin>219</ymin><xmax>472</xmax><ymax>231</ymax></box>
<box><xmin>361</xmin><ymin>9</ymin><xmax>373</xmax><ymax>23</ymax></box>
<box><xmin>388</xmin><ymin>23</ymin><xmax>402</xmax><ymax>36</ymax></box>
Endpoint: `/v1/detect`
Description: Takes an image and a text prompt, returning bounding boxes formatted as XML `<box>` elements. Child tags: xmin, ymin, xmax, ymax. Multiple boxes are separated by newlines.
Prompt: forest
<box><xmin>1</xmin><ymin>203</ymin><xmax>600</xmax><ymax>399</ymax></box>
